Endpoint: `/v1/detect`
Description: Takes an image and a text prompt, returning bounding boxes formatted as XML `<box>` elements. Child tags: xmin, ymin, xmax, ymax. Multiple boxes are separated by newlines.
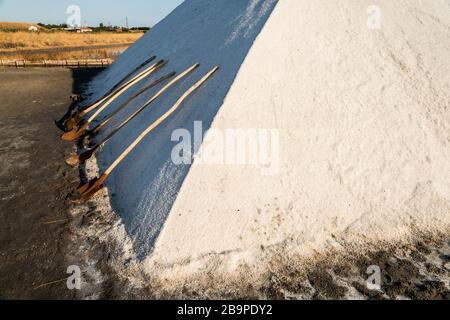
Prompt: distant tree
<box><xmin>131</xmin><ymin>27</ymin><xmax>150</xmax><ymax>31</ymax></box>
<box><xmin>37</xmin><ymin>22</ymin><xmax>68</xmax><ymax>30</ymax></box>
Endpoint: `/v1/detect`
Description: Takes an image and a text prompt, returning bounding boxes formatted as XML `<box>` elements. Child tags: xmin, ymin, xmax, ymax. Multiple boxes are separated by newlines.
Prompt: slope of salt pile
<box><xmin>85</xmin><ymin>0</ymin><xmax>278</xmax><ymax>258</ymax></box>
<box><xmin>148</xmin><ymin>0</ymin><xmax>450</xmax><ymax>265</ymax></box>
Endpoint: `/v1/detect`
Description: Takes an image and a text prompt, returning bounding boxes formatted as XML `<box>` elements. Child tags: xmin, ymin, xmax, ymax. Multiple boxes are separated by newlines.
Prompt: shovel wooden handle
<box><xmin>80</xmin><ymin>58</ymin><xmax>157</xmax><ymax>114</ymax></box>
<box><xmin>82</xmin><ymin>60</ymin><xmax>162</xmax><ymax>116</ymax></box>
<box><xmin>104</xmin><ymin>55</ymin><xmax>156</xmax><ymax>96</ymax></box>
<box><xmin>64</xmin><ymin>56</ymin><xmax>155</xmax><ymax>129</ymax></box>
<box><xmin>105</xmin><ymin>66</ymin><xmax>219</xmax><ymax>176</ymax></box>
<box><xmin>83</xmin><ymin>60</ymin><xmax>165</xmax><ymax>126</ymax></box>
<box><xmin>89</xmin><ymin>70</ymin><xmax>176</xmax><ymax>135</ymax></box>
<box><xmin>94</xmin><ymin>63</ymin><xmax>200</xmax><ymax>149</ymax></box>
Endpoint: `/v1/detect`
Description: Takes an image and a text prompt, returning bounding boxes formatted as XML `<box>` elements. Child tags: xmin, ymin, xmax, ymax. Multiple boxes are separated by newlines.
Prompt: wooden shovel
<box><xmin>65</xmin><ymin>59</ymin><xmax>164</xmax><ymax>132</ymax></box>
<box><xmin>58</xmin><ymin>56</ymin><xmax>156</xmax><ymax>130</ymax></box>
<box><xmin>86</xmin><ymin>71</ymin><xmax>177</xmax><ymax>137</ymax></box>
<box><xmin>66</xmin><ymin>63</ymin><xmax>201</xmax><ymax>167</ymax></box>
<box><xmin>62</xmin><ymin>60</ymin><xmax>167</xmax><ymax>142</ymax></box>
<box><xmin>64</xmin><ymin>70</ymin><xmax>177</xmax><ymax>167</ymax></box>
<box><xmin>78</xmin><ymin>66</ymin><xmax>219</xmax><ymax>199</ymax></box>
<box><xmin>102</xmin><ymin>55</ymin><xmax>157</xmax><ymax>98</ymax></box>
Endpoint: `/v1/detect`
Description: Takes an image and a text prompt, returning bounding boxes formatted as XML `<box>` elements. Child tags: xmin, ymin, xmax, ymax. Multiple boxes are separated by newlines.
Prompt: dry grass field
<box><xmin>0</xmin><ymin>31</ymin><xmax>143</xmax><ymax>51</ymax></box>
<box><xmin>0</xmin><ymin>22</ymin><xmax>44</xmax><ymax>32</ymax></box>
<box><xmin>0</xmin><ymin>23</ymin><xmax>144</xmax><ymax>60</ymax></box>
<box><xmin>2</xmin><ymin>47</ymin><xmax>128</xmax><ymax>61</ymax></box>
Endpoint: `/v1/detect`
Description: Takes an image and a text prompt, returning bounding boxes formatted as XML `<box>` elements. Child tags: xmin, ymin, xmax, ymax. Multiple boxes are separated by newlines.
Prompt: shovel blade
<box><xmin>65</xmin><ymin>154</ymin><xmax>81</xmax><ymax>167</ymax></box>
<box><xmin>80</xmin><ymin>183</ymin><xmax>104</xmax><ymax>200</ymax></box>
<box><xmin>77</xmin><ymin>179</ymin><xmax>94</xmax><ymax>194</ymax></box>
<box><xmin>65</xmin><ymin>112</ymin><xmax>84</xmax><ymax>131</ymax></box>
<box><xmin>61</xmin><ymin>121</ymin><xmax>89</xmax><ymax>142</ymax></box>
<box><xmin>78</xmin><ymin>174</ymin><xmax>107</xmax><ymax>199</ymax></box>
<box><xmin>61</xmin><ymin>128</ymin><xmax>83</xmax><ymax>142</ymax></box>
<box><xmin>65</xmin><ymin>117</ymin><xmax>78</xmax><ymax>131</ymax></box>
<box><xmin>65</xmin><ymin>148</ymin><xmax>96</xmax><ymax>167</ymax></box>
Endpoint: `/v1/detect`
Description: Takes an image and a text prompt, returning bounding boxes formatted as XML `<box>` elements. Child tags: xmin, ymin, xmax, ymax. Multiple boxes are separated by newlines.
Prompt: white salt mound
<box><xmin>87</xmin><ymin>0</ymin><xmax>450</xmax><ymax>269</ymax></box>
<box><xmin>150</xmin><ymin>0</ymin><xmax>450</xmax><ymax>264</ymax></box>
<box><xmin>88</xmin><ymin>0</ymin><xmax>278</xmax><ymax>258</ymax></box>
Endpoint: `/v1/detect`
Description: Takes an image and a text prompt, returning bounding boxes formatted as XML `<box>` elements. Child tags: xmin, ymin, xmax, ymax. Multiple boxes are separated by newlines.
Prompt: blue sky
<box><xmin>0</xmin><ymin>0</ymin><xmax>184</xmax><ymax>27</ymax></box>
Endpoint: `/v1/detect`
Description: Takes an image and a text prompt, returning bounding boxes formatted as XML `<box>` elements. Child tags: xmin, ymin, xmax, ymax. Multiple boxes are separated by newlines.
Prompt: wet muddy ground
<box><xmin>0</xmin><ymin>67</ymin><xmax>102</xmax><ymax>299</ymax></box>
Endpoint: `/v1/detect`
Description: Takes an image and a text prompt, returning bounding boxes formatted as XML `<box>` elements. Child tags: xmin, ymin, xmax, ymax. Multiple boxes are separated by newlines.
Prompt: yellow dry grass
<box><xmin>0</xmin><ymin>31</ymin><xmax>143</xmax><ymax>51</ymax></box>
<box><xmin>2</xmin><ymin>47</ymin><xmax>128</xmax><ymax>61</ymax></box>
<box><xmin>0</xmin><ymin>22</ymin><xmax>42</xmax><ymax>31</ymax></box>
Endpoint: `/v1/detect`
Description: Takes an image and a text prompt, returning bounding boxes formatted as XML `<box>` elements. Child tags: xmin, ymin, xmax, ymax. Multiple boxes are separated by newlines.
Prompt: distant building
<box><xmin>76</xmin><ymin>27</ymin><xmax>93</xmax><ymax>33</ymax></box>
<box><xmin>64</xmin><ymin>27</ymin><xmax>93</xmax><ymax>33</ymax></box>
<box><xmin>28</xmin><ymin>26</ymin><xmax>38</xmax><ymax>32</ymax></box>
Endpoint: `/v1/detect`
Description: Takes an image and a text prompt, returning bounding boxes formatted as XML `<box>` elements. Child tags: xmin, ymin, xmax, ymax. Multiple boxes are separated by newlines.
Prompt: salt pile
<box><xmin>85</xmin><ymin>0</ymin><xmax>450</xmax><ymax>273</ymax></box>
